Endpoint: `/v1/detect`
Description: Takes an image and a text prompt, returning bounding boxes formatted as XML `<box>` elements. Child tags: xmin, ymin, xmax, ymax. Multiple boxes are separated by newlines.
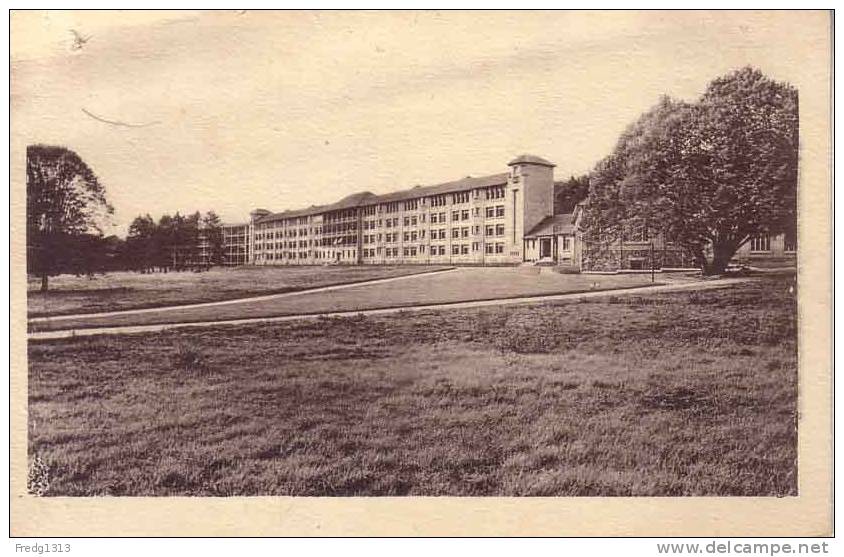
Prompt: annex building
<box><xmin>221</xmin><ymin>154</ymin><xmax>795</xmax><ymax>271</ymax></box>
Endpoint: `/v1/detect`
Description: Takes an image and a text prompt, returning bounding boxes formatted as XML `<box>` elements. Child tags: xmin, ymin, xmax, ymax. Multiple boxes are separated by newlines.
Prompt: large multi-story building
<box><xmin>221</xmin><ymin>153</ymin><xmax>795</xmax><ymax>270</ymax></box>
<box><xmin>236</xmin><ymin>155</ymin><xmax>558</xmax><ymax>266</ymax></box>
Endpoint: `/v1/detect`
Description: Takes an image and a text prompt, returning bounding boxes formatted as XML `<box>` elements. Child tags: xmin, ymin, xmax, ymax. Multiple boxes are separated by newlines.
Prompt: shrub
<box><xmin>171</xmin><ymin>345</ymin><xmax>207</xmax><ymax>373</ymax></box>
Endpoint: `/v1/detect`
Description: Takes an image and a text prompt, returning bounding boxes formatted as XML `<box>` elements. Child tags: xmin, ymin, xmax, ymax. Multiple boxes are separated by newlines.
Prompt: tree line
<box><xmin>124</xmin><ymin>210</ymin><xmax>224</xmax><ymax>274</ymax></box>
<box><xmin>26</xmin><ymin>144</ymin><xmax>225</xmax><ymax>290</ymax></box>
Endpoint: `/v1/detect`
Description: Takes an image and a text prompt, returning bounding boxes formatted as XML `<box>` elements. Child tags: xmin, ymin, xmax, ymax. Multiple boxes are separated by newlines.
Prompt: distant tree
<box><xmin>554</xmin><ymin>174</ymin><xmax>590</xmax><ymax>214</ymax></box>
<box><xmin>27</xmin><ymin>145</ymin><xmax>113</xmax><ymax>291</ymax></box>
<box><xmin>203</xmin><ymin>211</ymin><xmax>224</xmax><ymax>266</ymax></box>
<box><xmin>126</xmin><ymin>214</ymin><xmax>158</xmax><ymax>272</ymax></box>
<box><xmin>584</xmin><ymin>67</ymin><xmax>798</xmax><ymax>274</ymax></box>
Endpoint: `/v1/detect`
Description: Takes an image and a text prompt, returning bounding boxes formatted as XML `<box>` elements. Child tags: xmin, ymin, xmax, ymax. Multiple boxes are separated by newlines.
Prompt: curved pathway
<box><xmin>28</xmin><ymin>276</ymin><xmax>749</xmax><ymax>341</ymax></box>
<box><xmin>29</xmin><ymin>267</ymin><xmax>459</xmax><ymax>323</ymax></box>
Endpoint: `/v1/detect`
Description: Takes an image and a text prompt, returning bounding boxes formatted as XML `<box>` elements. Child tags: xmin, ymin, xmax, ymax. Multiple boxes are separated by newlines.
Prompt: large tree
<box><xmin>203</xmin><ymin>211</ymin><xmax>224</xmax><ymax>266</ymax></box>
<box><xmin>126</xmin><ymin>214</ymin><xmax>158</xmax><ymax>272</ymax></box>
<box><xmin>584</xmin><ymin>67</ymin><xmax>798</xmax><ymax>274</ymax></box>
<box><xmin>27</xmin><ymin>145</ymin><xmax>113</xmax><ymax>290</ymax></box>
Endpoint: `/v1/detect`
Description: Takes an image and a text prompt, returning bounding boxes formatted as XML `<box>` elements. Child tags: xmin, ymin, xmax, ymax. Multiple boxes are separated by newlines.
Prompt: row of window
<box><xmin>260</xmin><ymin>240</ymin><xmax>510</xmax><ymax>260</ymax></box>
<box><xmin>750</xmin><ymin>234</ymin><xmax>797</xmax><ymax>252</ymax></box>
<box><xmin>261</xmin><ymin>206</ymin><xmax>508</xmax><ymax>237</ymax></box>
<box><xmin>356</xmin><ymin>224</ymin><xmax>511</xmax><ymax>246</ymax></box>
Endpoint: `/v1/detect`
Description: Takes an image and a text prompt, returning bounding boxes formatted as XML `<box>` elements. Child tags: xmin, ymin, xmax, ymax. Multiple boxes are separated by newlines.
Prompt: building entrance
<box><xmin>540</xmin><ymin>238</ymin><xmax>552</xmax><ymax>259</ymax></box>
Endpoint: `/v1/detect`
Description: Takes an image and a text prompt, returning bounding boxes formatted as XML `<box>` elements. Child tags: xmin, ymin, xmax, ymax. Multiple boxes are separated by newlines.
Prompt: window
<box><xmin>495</xmin><ymin>243</ymin><xmax>504</xmax><ymax>254</ymax></box>
<box><xmin>473</xmin><ymin>207</ymin><xmax>480</xmax><ymax>216</ymax></box>
<box><xmin>485</xmin><ymin>207</ymin><xmax>495</xmax><ymax>218</ymax></box>
<box><xmin>452</xmin><ymin>228</ymin><xmax>460</xmax><ymax>239</ymax></box>
<box><xmin>784</xmin><ymin>234</ymin><xmax>797</xmax><ymax>252</ymax></box>
<box><xmin>403</xmin><ymin>232</ymin><xmax>410</xmax><ymax>242</ymax></box>
<box><xmin>452</xmin><ymin>211</ymin><xmax>460</xmax><ymax>221</ymax></box>
<box><xmin>563</xmin><ymin>236</ymin><xmax>572</xmax><ymax>251</ymax></box>
<box><xmin>495</xmin><ymin>205</ymin><xmax>505</xmax><ymax>217</ymax></box>
<box><xmin>627</xmin><ymin>223</ymin><xmax>649</xmax><ymax>242</ymax></box>
<box><xmin>485</xmin><ymin>186</ymin><xmax>505</xmax><ymax>199</ymax></box>
<box><xmin>411</xmin><ymin>231</ymin><xmax>418</xmax><ymax>241</ymax></box>
<box><xmin>452</xmin><ymin>245</ymin><xmax>460</xmax><ymax>255</ymax></box>
<box><xmin>411</xmin><ymin>216</ymin><xmax>417</xmax><ymax>226</ymax></box>
<box><xmin>404</xmin><ymin>217</ymin><xmax>410</xmax><ymax>227</ymax></box>
<box><xmin>750</xmin><ymin>235</ymin><xmax>771</xmax><ymax>252</ymax></box>
<box><xmin>404</xmin><ymin>199</ymin><xmax>418</xmax><ymax>211</ymax></box>
<box><xmin>485</xmin><ymin>225</ymin><xmax>494</xmax><ymax>236</ymax></box>
<box><xmin>485</xmin><ymin>243</ymin><xmax>494</xmax><ymax>254</ymax></box>
<box><xmin>452</xmin><ymin>191</ymin><xmax>470</xmax><ymax>204</ymax></box>
<box><xmin>431</xmin><ymin>213</ymin><xmax>438</xmax><ymax>224</ymax></box>
<box><xmin>472</xmin><ymin>242</ymin><xmax>479</xmax><ymax>252</ymax></box>
<box><xmin>461</xmin><ymin>210</ymin><xmax>469</xmax><ymax>221</ymax></box>
<box><xmin>430</xmin><ymin>195</ymin><xmax>447</xmax><ymax>207</ymax></box>
<box><xmin>495</xmin><ymin>224</ymin><xmax>505</xmax><ymax>236</ymax></box>
<box><xmin>438</xmin><ymin>246</ymin><xmax>446</xmax><ymax>256</ymax></box>
<box><xmin>461</xmin><ymin>227</ymin><xmax>469</xmax><ymax>238</ymax></box>
<box><xmin>461</xmin><ymin>244</ymin><xmax>469</xmax><ymax>255</ymax></box>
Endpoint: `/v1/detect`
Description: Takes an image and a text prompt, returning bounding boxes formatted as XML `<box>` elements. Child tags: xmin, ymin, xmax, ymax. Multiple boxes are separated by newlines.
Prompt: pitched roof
<box><xmin>525</xmin><ymin>213</ymin><xmax>575</xmax><ymax>238</ymax></box>
<box><xmin>508</xmin><ymin>154</ymin><xmax>556</xmax><ymax>167</ymax></box>
<box><xmin>255</xmin><ymin>172</ymin><xmax>509</xmax><ymax>224</ymax></box>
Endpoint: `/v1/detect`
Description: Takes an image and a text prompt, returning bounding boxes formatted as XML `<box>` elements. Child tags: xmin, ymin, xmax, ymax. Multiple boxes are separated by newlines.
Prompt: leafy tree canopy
<box><xmin>27</xmin><ymin>145</ymin><xmax>113</xmax><ymax>289</ymax></box>
<box><xmin>583</xmin><ymin>67</ymin><xmax>798</xmax><ymax>274</ymax></box>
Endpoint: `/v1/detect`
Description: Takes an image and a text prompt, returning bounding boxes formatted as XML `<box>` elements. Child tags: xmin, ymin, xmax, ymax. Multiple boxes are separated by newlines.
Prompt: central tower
<box><xmin>507</xmin><ymin>154</ymin><xmax>556</xmax><ymax>262</ymax></box>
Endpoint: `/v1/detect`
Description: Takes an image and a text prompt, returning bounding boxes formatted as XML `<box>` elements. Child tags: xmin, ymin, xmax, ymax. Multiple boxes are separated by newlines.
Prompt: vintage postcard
<box><xmin>10</xmin><ymin>10</ymin><xmax>832</xmax><ymax>536</ymax></box>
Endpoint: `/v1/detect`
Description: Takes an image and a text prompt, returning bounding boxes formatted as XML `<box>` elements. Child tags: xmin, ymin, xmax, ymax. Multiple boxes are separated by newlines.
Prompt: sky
<box><xmin>11</xmin><ymin>10</ymin><xmax>829</xmax><ymax>235</ymax></box>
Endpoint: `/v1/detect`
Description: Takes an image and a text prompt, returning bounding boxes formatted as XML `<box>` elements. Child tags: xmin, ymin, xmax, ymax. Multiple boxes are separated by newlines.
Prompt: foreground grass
<box><xmin>28</xmin><ymin>274</ymin><xmax>797</xmax><ymax>496</ymax></box>
<box><xmin>27</xmin><ymin>265</ymin><xmax>451</xmax><ymax>317</ymax></box>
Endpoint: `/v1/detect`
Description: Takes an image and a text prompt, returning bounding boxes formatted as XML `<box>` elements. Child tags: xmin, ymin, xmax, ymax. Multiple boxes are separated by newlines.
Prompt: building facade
<box><xmin>222</xmin><ymin>223</ymin><xmax>249</xmax><ymax>266</ymax></box>
<box><xmin>238</xmin><ymin>155</ymin><xmax>557</xmax><ymax>266</ymax></box>
<box><xmin>221</xmin><ymin>154</ymin><xmax>795</xmax><ymax>271</ymax></box>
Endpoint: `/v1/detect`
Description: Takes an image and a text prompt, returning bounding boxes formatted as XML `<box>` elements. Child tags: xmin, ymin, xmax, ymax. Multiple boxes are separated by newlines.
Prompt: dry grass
<box><xmin>27</xmin><ymin>274</ymin><xmax>797</xmax><ymax>496</ymax></box>
<box><xmin>30</xmin><ymin>268</ymin><xmax>654</xmax><ymax>332</ymax></box>
<box><xmin>27</xmin><ymin>265</ymin><xmax>451</xmax><ymax>317</ymax></box>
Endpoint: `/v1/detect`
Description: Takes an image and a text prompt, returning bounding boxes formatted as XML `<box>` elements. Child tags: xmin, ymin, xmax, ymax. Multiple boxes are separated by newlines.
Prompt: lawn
<box><xmin>27</xmin><ymin>273</ymin><xmax>797</xmax><ymax>496</ymax></box>
<box><xmin>27</xmin><ymin>265</ymin><xmax>451</xmax><ymax>317</ymax></box>
<box><xmin>29</xmin><ymin>267</ymin><xmax>655</xmax><ymax>332</ymax></box>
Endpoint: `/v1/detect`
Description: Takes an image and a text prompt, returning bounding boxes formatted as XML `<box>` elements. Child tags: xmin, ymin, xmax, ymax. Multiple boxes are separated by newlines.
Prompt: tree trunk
<box><xmin>40</xmin><ymin>274</ymin><xmax>48</xmax><ymax>292</ymax></box>
<box><xmin>701</xmin><ymin>242</ymin><xmax>735</xmax><ymax>276</ymax></box>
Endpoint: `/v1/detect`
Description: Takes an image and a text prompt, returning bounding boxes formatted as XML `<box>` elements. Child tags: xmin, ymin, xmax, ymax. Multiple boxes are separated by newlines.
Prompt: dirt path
<box><xmin>28</xmin><ymin>276</ymin><xmax>749</xmax><ymax>341</ymax></box>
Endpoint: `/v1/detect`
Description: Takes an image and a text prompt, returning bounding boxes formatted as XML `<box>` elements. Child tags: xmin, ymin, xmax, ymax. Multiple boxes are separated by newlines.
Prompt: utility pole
<box><xmin>650</xmin><ymin>241</ymin><xmax>655</xmax><ymax>283</ymax></box>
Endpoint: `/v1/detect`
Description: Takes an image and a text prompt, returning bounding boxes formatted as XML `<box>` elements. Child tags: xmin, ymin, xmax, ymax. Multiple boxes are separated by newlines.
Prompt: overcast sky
<box><xmin>11</xmin><ymin>10</ymin><xmax>827</xmax><ymax>235</ymax></box>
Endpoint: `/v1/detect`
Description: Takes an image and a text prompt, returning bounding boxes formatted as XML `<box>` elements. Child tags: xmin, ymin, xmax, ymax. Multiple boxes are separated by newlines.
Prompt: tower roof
<box><xmin>507</xmin><ymin>154</ymin><xmax>556</xmax><ymax>167</ymax></box>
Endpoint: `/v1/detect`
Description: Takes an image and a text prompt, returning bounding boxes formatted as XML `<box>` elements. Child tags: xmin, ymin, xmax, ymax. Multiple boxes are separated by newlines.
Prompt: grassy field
<box><xmin>27</xmin><ymin>273</ymin><xmax>797</xmax><ymax>496</ymax></box>
<box><xmin>27</xmin><ymin>265</ymin><xmax>451</xmax><ymax>317</ymax></box>
<box><xmin>30</xmin><ymin>268</ymin><xmax>655</xmax><ymax>332</ymax></box>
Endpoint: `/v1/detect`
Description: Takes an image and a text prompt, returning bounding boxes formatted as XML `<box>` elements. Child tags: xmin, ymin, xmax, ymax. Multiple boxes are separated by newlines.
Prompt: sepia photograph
<box><xmin>10</xmin><ymin>9</ymin><xmax>832</xmax><ymax>536</ymax></box>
